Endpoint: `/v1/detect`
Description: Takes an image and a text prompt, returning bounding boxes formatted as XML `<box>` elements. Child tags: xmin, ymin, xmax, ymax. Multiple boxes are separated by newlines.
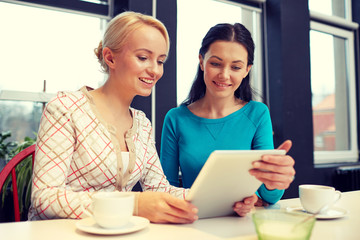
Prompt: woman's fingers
<box><xmin>164</xmin><ymin>195</ymin><xmax>198</xmax><ymax>222</ymax></box>
<box><xmin>137</xmin><ymin>192</ymin><xmax>198</xmax><ymax>224</ymax></box>
<box><xmin>166</xmin><ymin>194</ymin><xmax>198</xmax><ymax>213</ymax></box>
<box><xmin>276</xmin><ymin>139</ymin><xmax>292</xmax><ymax>153</ymax></box>
<box><xmin>252</xmin><ymin>158</ymin><xmax>295</xmax><ymax>176</ymax></box>
<box><xmin>250</xmin><ymin>156</ymin><xmax>295</xmax><ymax>190</ymax></box>
<box><xmin>155</xmin><ymin>212</ymin><xmax>195</xmax><ymax>224</ymax></box>
<box><xmin>254</xmin><ymin>197</ymin><xmax>269</xmax><ymax>207</ymax></box>
<box><xmin>250</xmin><ymin>140</ymin><xmax>296</xmax><ymax>190</ymax></box>
<box><xmin>250</xmin><ymin>169</ymin><xmax>294</xmax><ymax>189</ymax></box>
<box><xmin>233</xmin><ymin>194</ymin><xmax>257</xmax><ymax>217</ymax></box>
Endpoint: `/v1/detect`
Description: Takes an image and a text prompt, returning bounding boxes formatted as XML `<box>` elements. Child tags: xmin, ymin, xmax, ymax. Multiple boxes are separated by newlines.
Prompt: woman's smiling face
<box><xmin>199</xmin><ymin>40</ymin><xmax>252</xmax><ymax>100</ymax></box>
<box><xmin>110</xmin><ymin>25</ymin><xmax>168</xmax><ymax>97</ymax></box>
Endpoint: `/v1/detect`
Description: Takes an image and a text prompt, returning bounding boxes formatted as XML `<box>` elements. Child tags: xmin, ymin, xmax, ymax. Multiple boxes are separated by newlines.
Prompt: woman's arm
<box><xmin>251</xmin><ymin>103</ymin><xmax>285</xmax><ymax>204</ymax></box>
<box><xmin>30</xmin><ymin>94</ymin><xmax>94</xmax><ymax>220</ymax></box>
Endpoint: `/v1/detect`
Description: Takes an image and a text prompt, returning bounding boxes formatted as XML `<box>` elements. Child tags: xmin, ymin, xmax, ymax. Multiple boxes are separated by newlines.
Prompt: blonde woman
<box><xmin>29</xmin><ymin>11</ymin><xmax>197</xmax><ymax>224</ymax></box>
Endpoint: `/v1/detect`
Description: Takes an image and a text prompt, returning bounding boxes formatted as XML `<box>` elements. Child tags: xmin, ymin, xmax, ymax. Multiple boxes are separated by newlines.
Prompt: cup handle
<box><xmin>333</xmin><ymin>190</ymin><xmax>341</xmax><ymax>203</ymax></box>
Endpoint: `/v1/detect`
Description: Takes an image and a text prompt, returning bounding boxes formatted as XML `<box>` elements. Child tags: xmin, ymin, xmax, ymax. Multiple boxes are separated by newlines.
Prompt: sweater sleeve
<box><xmin>251</xmin><ymin>102</ymin><xmax>284</xmax><ymax>204</ymax></box>
<box><xmin>159</xmin><ymin>109</ymin><xmax>181</xmax><ymax>187</ymax></box>
<box><xmin>29</xmin><ymin>93</ymin><xmax>94</xmax><ymax>220</ymax></box>
<box><xmin>257</xmin><ymin>185</ymin><xmax>284</xmax><ymax>204</ymax></box>
<box><xmin>251</xmin><ymin>103</ymin><xmax>274</xmax><ymax>150</ymax></box>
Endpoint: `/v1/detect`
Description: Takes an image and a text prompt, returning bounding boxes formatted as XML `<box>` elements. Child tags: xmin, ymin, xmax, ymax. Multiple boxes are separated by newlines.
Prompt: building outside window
<box><xmin>309</xmin><ymin>0</ymin><xmax>359</xmax><ymax>164</ymax></box>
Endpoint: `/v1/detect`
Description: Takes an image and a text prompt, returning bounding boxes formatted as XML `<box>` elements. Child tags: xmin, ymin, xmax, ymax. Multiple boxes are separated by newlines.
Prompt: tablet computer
<box><xmin>185</xmin><ymin>149</ymin><xmax>286</xmax><ymax>219</ymax></box>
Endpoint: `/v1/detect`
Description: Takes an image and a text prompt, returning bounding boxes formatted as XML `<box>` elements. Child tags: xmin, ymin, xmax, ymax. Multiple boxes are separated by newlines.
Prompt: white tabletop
<box><xmin>279</xmin><ymin>190</ymin><xmax>360</xmax><ymax>240</ymax></box>
<box><xmin>1</xmin><ymin>190</ymin><xmax>359</xmax><ymax>240</ymax></box>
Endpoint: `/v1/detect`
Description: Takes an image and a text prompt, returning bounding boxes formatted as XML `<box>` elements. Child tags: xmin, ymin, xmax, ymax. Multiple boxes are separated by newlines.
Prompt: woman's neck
<box><xmin>91</xmin><ymin>80</ymin><xmax>133</xmax><ymax>121</ymax></box>
<box><xmin>188</xmin><ymin>95</ymin><xmax>245</xmax><ymax>119</ymax></box>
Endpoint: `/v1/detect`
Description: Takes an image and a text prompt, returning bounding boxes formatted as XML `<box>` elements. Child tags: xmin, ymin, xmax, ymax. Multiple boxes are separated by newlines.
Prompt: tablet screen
<box><xmin>186</xmin><ymin>149</ymin><xmax>286</xmax><ymax>218</ymax></box>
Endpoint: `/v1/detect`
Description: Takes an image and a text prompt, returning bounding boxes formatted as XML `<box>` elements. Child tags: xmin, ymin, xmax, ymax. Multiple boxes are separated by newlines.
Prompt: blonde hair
<box><xmin>94</xmin><ymin>11</ymin><xmax>170</xmax><ymax>73</ymax></box>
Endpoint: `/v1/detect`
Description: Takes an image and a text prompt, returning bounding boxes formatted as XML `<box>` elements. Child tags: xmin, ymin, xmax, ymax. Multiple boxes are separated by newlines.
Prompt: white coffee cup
<box><xmin>84</xmin><ymin>192</ymin><xmax>134</xmax><ymax>229</ymax></box>
<box><xmin>299</xmin><ymin>184</ymin><xmax>341</xmax><ymax>214</ymax></box>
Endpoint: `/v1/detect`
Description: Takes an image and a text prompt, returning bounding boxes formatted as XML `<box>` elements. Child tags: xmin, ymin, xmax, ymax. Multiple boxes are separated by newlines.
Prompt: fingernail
<box><xmin>192</xmin><ymin>208</ymin><xmax>198</xmax><ymax>214</ymax></box>
<box><xmin>253</xmin><ymin>162</ymin><xmax>260</xmax><ymax>168</ymax></box>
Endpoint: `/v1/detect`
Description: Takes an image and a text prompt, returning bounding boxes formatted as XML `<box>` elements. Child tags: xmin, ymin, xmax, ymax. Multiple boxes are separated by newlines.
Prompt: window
<box><xmin>176</xmin><ymin>0</ymin><xmax>263</xmax><ymax>105</ymax></box>
<box><xmin>309</xmin><ymin>1</ymin><xmax>359</xmax><ymax>164</ymax></box>
<box><xmin>309</xmin><ymin>0</ymin><xmax>349</xmax><ymax>19</ymax></box>
<box><xmin>0</xmin><ymin>1</ymin><xmax>107</xmax><ymax>142</ymax></box>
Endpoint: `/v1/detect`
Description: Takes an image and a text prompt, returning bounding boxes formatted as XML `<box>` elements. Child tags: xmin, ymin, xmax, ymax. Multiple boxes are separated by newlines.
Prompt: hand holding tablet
<box><xmin>249</xmin><ymin>140</ymin><xmax>295</xmax><ymax>190</ymax></box>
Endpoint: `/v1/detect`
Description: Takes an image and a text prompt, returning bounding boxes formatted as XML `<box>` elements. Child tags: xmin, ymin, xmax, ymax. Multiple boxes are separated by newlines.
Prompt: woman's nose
<box><xmin>147</xmin><ymin>61</ymin><xmax>162</xmax><ymax>77</ymax></box>
<box><xmin>218</xmin><ymin>68</ymin><xmax>230</xmax><ymax>80</ymax></box>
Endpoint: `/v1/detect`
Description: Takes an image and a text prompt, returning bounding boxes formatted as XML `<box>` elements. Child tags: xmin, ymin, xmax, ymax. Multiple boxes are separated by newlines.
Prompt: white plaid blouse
<box><xmin>28</xmin><ymin>87</ymin><xmax>186</xmax><ymax>220</ymax></box>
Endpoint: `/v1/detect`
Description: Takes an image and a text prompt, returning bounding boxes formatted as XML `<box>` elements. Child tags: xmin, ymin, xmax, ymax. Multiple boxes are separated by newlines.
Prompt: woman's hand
<box><xmin>254</xmin><ymin>197</ymin><xmax>269</xmax><ymax>207</ymax></box>
<box><xmin>233</xmin><ymin>194</ymin><xmax>258</xmax><ymax>217</ymax></box>
<box><xmin>249</xmin><ymin>140</ymin><xmax>296</xmax><ymax>190</ymax></box>
<box><xmin>137</xmin><ymin>192</ymin><xmax>198</xmax><ymax>224</ymax></box>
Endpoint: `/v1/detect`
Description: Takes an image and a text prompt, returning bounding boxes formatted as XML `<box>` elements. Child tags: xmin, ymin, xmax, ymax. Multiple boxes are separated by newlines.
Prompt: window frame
<box><xmin>310</xmin><ymin>20</ymin><xmax>359</xmax><ymax>164</ymax></box>
<box><xmin>0</xmin><ymin>90</ymin><xmax>55</xmax><ymax>103</ymax></box>
<box><xmin>309</xmin><ymin>0</ymin><xmax>352</xmax><ymax>21</ymax></box>
<box><xmin>1</xmin><ymin>0</ymin><xmax>114</xmax><ymax>18</ymax></box>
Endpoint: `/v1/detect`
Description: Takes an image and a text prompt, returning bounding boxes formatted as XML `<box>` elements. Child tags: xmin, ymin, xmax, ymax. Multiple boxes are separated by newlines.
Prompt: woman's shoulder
<box><xmin>165</xmin><ymin>104</ymin><xmax>189</xmax><ymax>118</ymax></box>
<box><xmin>245</xmin><ymin>100</ymin><xmax>269</xmax><ymax>111</ymax></box>
<box><xmin>46</xmin><ymin>88</ymin><xmax>87</xmax><ymax>110</ymax></box>
<box><xmin>242</xmin><ymin>100</ymin><xmax>270</xmax><ymax>118</ymax></box>
<box><xmin>131</xmin><ymin>108</ymin><xmax>152</xmax><ymax>126</ymax></box>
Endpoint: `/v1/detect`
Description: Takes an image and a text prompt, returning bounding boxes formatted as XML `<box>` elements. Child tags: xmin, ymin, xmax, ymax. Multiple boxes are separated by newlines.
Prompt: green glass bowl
<box><xmin>252</xmin><ymin>209</ymin><xmax>316</xmax><ymax>240</ymax></box>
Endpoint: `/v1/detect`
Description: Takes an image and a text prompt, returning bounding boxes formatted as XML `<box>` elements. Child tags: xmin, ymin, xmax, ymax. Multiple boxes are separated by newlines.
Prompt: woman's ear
<box><xmin>199</xmin><ymin>54</ymin><xmax>204</xmax><ymax>71</ymax></box>
<box><xmin>103</xmin><ymin>47</ymin><xmax>115</xmax><ymax>69</ymax></box>
<box><xmin>245</xmin><ymin>65</ymin><xmax>252</xmax><ymax>78</ymax></box>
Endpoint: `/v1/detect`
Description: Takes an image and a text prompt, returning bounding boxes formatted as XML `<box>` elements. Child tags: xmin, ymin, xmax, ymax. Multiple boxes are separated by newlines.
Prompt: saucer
<box><xmin>286</xmin><ymin>206</ymin><xmax>347</xmax><ymax>219</ymax></box>
<box><xmin>76</xmin><ymin>216</ymin><xmax>150</xmax><ymax>235</ymax></box>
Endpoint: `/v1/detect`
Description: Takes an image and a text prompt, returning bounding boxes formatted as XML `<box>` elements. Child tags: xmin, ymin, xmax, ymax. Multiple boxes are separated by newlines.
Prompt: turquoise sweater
<box><xmin>160</xmin><ymin>101</ymin><xmax>284</xmax><ymax>204</ymax></box>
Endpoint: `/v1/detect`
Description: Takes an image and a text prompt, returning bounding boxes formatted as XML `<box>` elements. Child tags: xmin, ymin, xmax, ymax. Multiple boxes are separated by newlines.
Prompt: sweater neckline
<box><xmin>180</xmin><ymin>101</ymin><xmax>252</xmax><ymax>123</ymax></box>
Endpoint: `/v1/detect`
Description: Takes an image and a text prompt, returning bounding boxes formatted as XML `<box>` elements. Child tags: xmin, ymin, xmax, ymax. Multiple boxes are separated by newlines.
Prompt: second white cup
<box><xmin>87</xmin><ymin>192</ymin><xmax>134</xmax><ymax>229</ymax></box>
<box><xmin>299</xmin><ymin>184</ymin><xmax>341</xmax><ymax>214</ymax></box>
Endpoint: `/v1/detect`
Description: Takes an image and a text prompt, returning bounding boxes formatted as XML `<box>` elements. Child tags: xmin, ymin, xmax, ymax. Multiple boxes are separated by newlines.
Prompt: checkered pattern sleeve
<box><xmin>29</xmin><ymin>91</ymin><xmax>99</xmax><ymax>220</ymax></box>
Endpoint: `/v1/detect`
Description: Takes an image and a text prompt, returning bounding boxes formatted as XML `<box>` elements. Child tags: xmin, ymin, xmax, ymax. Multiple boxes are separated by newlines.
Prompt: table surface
<box><xmin>1</xmin><ymin>190</ymin><xmax>359</xmax><ymax>240</ymax></box>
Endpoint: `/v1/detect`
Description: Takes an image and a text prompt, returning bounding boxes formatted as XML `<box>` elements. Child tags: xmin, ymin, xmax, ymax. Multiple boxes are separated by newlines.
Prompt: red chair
<box><xmin>0</xmin><ymin>144</ymin><xmax>35</xmax><ymax>222</ymax></box>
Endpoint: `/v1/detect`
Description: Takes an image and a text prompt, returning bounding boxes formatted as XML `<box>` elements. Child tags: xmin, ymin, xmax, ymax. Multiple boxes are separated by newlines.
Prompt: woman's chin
<box><xmin>137</xmin><ymin>90</ymin><xmax>153</xmax><ymax>97</ymax></box>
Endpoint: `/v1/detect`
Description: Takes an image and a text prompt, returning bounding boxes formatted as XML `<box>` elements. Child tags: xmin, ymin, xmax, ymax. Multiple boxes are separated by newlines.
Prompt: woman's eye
<box><xmin>232</xmin><ymin>66</ymin><xmax>241</xmax><ymax>70</ymax></box>
<box><xmin>210</xmin><ymin>62</ymin><xmax>220</xmax><ymax>67</ymax></box>
<box><xmin>138</xmin><ymin>56</ymin><xmax>148</xmax><ymax>61</ymax></box>
<box><xmin>157</xmin><ymin>60</ymin><xmax>165</xmax><ymax>65</ymax></box>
